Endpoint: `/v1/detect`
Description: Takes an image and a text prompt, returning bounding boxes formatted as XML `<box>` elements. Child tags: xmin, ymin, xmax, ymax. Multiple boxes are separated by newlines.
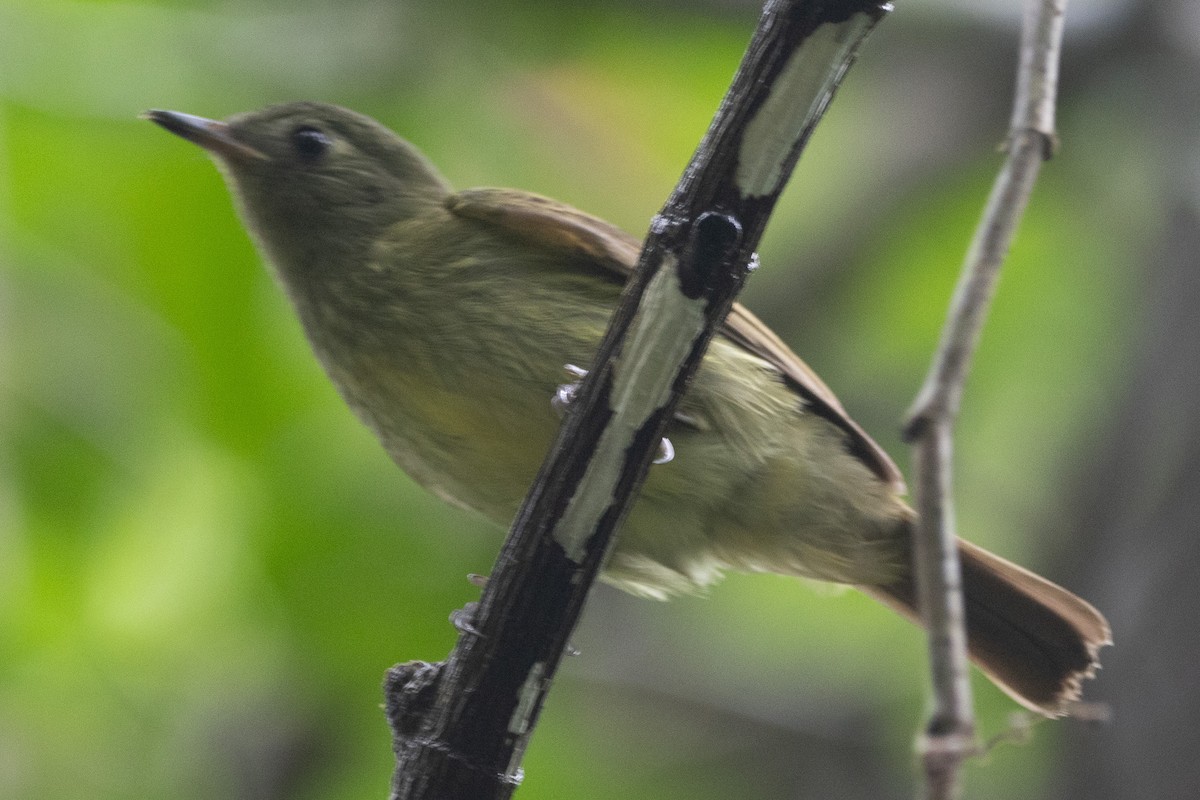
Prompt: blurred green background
<box><xmin>3</xmin><ymin>0</ymin><xmax>1197</xmax><ymax>798</ymax></box>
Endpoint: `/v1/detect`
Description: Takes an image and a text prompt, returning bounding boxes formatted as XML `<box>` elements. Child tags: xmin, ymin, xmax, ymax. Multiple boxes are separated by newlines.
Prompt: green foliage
<box><xmin>1</xmin><ymin>2</ymin><xmax>1146</xmax><ymax>798</ymax></box>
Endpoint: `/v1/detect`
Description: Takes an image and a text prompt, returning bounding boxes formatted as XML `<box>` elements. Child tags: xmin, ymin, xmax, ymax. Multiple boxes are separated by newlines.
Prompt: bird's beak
<box><xmin>142</xmin><ymin>109</ymin><xmax>267</xmax><ymax>161</ymax></box>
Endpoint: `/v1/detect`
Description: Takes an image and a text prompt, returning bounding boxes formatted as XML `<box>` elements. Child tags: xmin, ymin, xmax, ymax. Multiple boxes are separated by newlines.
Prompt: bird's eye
<box><xmin>291</xmin><ymin>126</ymin><xmax>332</xmax><ymax>162</ymax></box>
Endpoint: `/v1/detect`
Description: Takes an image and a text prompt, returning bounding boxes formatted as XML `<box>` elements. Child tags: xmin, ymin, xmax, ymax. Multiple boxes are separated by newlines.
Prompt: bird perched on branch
<box><xmin>147</xmin><ymin>101</ymin><xmax>1109</xmax><ymax>717</ymax></box>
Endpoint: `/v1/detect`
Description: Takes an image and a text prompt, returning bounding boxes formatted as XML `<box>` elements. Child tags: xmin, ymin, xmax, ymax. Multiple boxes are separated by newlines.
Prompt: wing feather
<box><xmin>448</xmin><ymin>188</ymin><xmax>905</xmax><ymax>492</ymax></box>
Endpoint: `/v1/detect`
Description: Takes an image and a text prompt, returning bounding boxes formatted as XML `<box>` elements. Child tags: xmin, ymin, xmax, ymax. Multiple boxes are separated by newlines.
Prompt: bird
<box><xmin>146</xmin><ymin>101</ymin><xmax>1110</xmax><ymax>717</ymax></box>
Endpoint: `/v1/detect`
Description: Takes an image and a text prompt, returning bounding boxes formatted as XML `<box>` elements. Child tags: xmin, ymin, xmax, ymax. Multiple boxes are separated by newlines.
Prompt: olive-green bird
<box><xmin>147</xmin><ymin>102</ymin><xmax>1109</xmax><ymax>716</ymax></box>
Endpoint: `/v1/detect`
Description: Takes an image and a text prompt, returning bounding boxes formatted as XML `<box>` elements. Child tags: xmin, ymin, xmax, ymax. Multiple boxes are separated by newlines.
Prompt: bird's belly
<box><xmin>323</xmin><ymin>341</ymin><xmax>908</xmax><ymax>600</ymax></box>
<box><xmin>371</xmin><ymin>372</ymin><xmax>560</xmax><ymax>518</ymax></box>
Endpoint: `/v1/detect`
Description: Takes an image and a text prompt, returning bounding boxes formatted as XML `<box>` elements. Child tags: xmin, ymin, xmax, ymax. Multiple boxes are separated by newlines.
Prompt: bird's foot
<box><xmin>552</xmin><ymin>364</ymin><xmax>674</xmax><ymax>464</ymax></box>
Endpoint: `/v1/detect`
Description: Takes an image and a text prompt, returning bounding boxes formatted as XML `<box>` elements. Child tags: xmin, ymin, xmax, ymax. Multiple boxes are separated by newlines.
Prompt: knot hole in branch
<box><xmin>384</xmin><ymin>661</ymin><xmax>444</xmax><ymax>740</ymax></box>
<box><xmin>677</xmin><ymin>211</ymin><xmax>744</xmax><ymax>299</ymax></box>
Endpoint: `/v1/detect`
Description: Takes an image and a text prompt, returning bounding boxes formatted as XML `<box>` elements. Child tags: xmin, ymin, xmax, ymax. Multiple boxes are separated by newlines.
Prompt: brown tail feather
<box><xmin>864</xmin><ymin>539</ymin><xmax>1111</xmax><ymax>717</ymax></box>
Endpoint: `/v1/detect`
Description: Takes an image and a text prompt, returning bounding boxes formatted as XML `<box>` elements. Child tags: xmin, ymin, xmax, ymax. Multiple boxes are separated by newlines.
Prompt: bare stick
<box><xmin>902</xmin><ymin>0</ymin><xmax>1068</xmax><ymax>797</ymax></box>
<box><xmin>386</xmin><ymin>3</ymin><xmax>891</xmax><ymax>798</ymax></box>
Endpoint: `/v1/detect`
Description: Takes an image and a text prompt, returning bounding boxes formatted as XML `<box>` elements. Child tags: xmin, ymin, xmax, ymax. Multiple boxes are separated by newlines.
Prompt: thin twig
<box><xmin>902</xmin><ymin>1</ymin><xmax>1068</xmax><ymax>797</ymax></box>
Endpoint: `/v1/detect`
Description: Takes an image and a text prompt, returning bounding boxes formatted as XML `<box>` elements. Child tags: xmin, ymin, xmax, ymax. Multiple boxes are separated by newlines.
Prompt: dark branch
<box><xmin>387</xmin><ymin>3</ymin><xmax>891</xmax><ymax>798</ymax></box>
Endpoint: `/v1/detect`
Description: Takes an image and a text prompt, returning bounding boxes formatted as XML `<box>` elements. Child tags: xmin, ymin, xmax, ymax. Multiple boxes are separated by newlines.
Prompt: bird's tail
<box><xmin>863</xmin><ymin>537</ymin><xmax>1111</xmax><ymax>717</ymax></box>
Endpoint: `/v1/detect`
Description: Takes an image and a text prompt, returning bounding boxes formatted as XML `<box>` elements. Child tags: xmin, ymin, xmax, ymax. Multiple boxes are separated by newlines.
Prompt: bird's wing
<box><xmin>447</xmin><ymin>188</ymin><xmax>905</xmax><ymax>493</ymax></box>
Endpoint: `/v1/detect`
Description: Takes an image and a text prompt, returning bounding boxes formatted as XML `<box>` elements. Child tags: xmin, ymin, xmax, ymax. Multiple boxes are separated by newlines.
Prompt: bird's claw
<box><xmin>450</xmin><ymin>602</ymin><xmax>481</xmax><ymax>636</ymax></box>
<box><xmin>450</xmin><ymin>573</ymin><xmax>490</xmax><ymax>636</ymax></box>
